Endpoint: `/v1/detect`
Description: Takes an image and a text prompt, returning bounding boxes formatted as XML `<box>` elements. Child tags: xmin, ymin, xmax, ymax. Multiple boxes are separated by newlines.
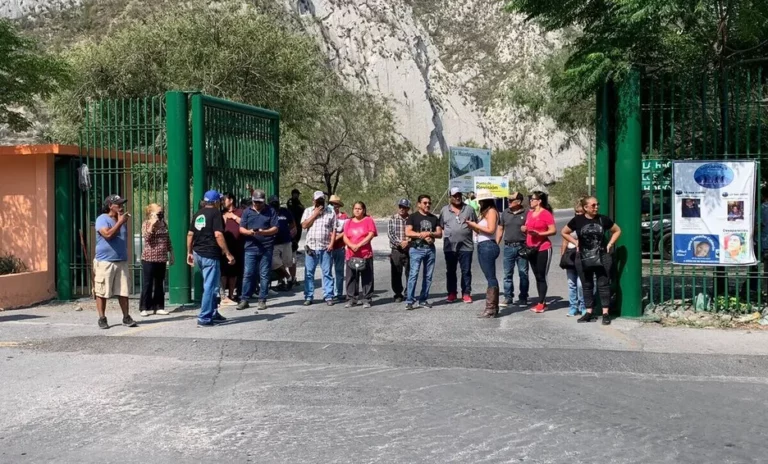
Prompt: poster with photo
<box><xmin>449</xmin><ymin>147</ymin><xmax>491</xmax><ymax>192</ymax></box>
<box><xmin>672</xmin><ymin>161</ymin><xmax>757</xmax><ymax>266</ymax></box>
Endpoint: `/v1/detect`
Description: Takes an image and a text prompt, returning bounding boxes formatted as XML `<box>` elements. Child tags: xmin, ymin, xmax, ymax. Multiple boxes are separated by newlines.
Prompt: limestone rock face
<box><xmin>3</xmin><ymin>0</ymin><xmax>587</xmax><ymax>187</ymax></box>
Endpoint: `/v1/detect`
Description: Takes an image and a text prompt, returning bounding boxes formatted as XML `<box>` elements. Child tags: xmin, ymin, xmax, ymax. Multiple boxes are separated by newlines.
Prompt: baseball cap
<box><xmin>313</xmin><ymin>191</ymin><xmax>325</xmax><ymax>201</ymax></box>
<box><xmin>268</xmin><ymin>195</ymin><xmax>280</xmax><ymax>204</ymax></box>
<box><xmin>450</xmin><ymin>187</ymin><xmax>462</xmax><ymax>196</ymax></box>
<box><xmin>203</xmin><ymin>190</ymin><xmax>222</xmax><ymax>202</ymax></box>
<box><xmin>398</xmin><ymin>198</ymin><xmax>411</xmax><ymax>208</ymax></box>
<box><xmin>104</xmin><ymin>194</ymin><xmax>127</xmax><ymax>206</ymax></box>
<box><xmin>251</xmin><ymin>189</ymin><xmax>266</xmax><ymax>203</ymax></box>
<box><xmin>508</xmin><ymin>192</ymin><xmax>524</xmax><ymax>202</ymax></box>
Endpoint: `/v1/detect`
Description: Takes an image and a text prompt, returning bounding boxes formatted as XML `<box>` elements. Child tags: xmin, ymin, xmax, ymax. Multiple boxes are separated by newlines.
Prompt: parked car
<box><xmin>641</xmin><ymin>191</ymin><xmax>672</xmax><ymax>260</ymax></box>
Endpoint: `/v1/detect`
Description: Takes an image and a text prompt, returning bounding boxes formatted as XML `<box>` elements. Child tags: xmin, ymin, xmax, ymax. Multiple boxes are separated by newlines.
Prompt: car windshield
<box><xmin>641</xmin><ymin>191</ymin><xmax>672</xmax><ymax>216</ymax></box>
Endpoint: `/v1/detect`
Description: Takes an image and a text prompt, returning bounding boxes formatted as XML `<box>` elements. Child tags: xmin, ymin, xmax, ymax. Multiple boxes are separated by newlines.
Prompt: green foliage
<box><xmin>0</xmin><ymin>18</ymin><xmax>70</xmax><ymax>132</ymax></box>
<box><xmin>548</xmin><ymin>160</ymin><xmax>589</xmax><ymax>209</ymax></box>
<box><xmin>0</xmin><ymin>252</ymin><xmax>28</xmax><ymax>276</ymax></box>
<box><xmin>506</xmin><ymin>0</ymin><xmax>768</xmax><ymax>102</ymax></box>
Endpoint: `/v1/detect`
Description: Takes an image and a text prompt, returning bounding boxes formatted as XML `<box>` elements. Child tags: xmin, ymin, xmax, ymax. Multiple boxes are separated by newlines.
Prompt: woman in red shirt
<box><xmin>522</xmin><ymin>191</ymin><xmax>556</xmax><ymax>313</ymax></box>
<box><xmin>343</xmin><ymin>202</ymin><xmax>378</xmax><ymax>308</ymax></box>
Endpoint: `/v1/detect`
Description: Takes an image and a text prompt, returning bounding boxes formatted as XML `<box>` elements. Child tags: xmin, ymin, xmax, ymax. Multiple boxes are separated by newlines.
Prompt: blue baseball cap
<box><xmin>203</xmin><ymin>190</ymin><xmax>222</xmax><ymax>202</ymax></box>
<box><xmin>398</xmin><ymin>199</ymin><xmax>411</xmax><ymax>208</ymax></box>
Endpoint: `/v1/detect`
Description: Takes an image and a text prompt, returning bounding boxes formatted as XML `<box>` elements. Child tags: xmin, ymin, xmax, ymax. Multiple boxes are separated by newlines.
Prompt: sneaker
<box><xmin>446</xmin><ymin>293</ymin><xmax>457</xmax><ymax>303</ymax></box>
<box><xmin>257</xmin><ymin>301</ymin><xmax>267</xmax><ymax>311</ymax></box>
<box><xmin>577</xmin><ymin>312</ymin><xmax>595</xmax><ymax>323</ymax></box>
<box><xmin>220</xmin><ymin>297</ymin><xmax>237</xmax><ymax>307</ymax></box>
<box><xmin>155</xmin><ymin>309</ymin><xmax>170</xmax><ymax>315</ymax></box>
<box><xmin>363</xmin><ymin>301</ymin><xmax>372</xmax><ymax>309</ymax></box>
<box><xmin>303</xmin><ymin>300</ymin><xmax>312</xmax><ymax>306</ymax></box>
<box><xmin>344</xmin><ymin>300</ymin><xmax>358</xmax><ymax>308</ymax></box>
<box><xmin>419</xmin><ymin>301</ymin><xmax>433</xmax><ymax>309</ymax></box>
<box><xmin>326</xmin><ymin>299</ymin><xmax>334</xmax><ymax>307</ymax></box>
<box><xmin>98</xmin><ymin>317</ymin><xmax>109</xmax><ymax>329</ymax></box>
<box><xmin>567</xmin><ymin>308</ymin><xmax>579</xmax><ymax>317</ymax></box>
<box><xmin>140</xmin><ymin>310</ymin><xmax>150</xmax><ymax>317</ymax></box>
<box><xmin>122</xmin><ymin>316</ymin><xmax>138</xmax><ymax>327</ymax></box>
<box><xmin>517</xmin><ymin>298</ymin><xmax>528</xmax><ymax>307</ymax></box>
<box><xmin>197</xmin><ymin>321</ymin><xmax>215</xmax><ymax>328</ymax></box>
<box><xmin>602</xmin><ymin>313</ymin><xmax>611</xmax><ymax>325</ymax></box>
<box><xmin>462</xmin><ymin>294</ymin><xmax>473</xmax><ymax>304</ymax></box>
<box><xmin>405</xmin><ymin>303</ymin><xmax>415</xmax><ymax>311</ymax></box>
<box><xmin>499</xmin><ymin>299</ymin><xmax>511</xmax><ymax>308</ymax></box>
<box><xmin>394</xmin><ymin>296</ymin><xmax>404</xmax><ymax>303</ymax></box>
<box><xmin>530</xmin><ymin>303</ymin><xmax>546</xmax><ymax>313</ymax></box>
<box><xmin>212</xmin><ymin>313</ymin><xmax>227</xmax><ymax>323</ymax></box>
<box><xmin>236</xmin><ymin>301</ymin><xmax>250</xmax><ymax>311</ymax></box>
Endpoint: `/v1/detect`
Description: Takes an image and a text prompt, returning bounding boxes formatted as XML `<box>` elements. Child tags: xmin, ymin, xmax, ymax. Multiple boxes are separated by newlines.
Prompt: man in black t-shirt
<box><xmin>187</xmin><ymin>190</ymin><xmax>235</xmax><ymax>327</ymax></box>
<box><xmin>404</xmin><ymin>194</ymin><xmax>443</xmax><ymax>310</ymax></box>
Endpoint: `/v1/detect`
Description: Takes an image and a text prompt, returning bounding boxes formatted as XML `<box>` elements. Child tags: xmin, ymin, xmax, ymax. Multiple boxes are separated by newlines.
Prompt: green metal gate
<box><xmin>56</xmin><ymin>91</ymin><xmax>280</xmax><ymax>304</ymax></box>
<box><xmin>597</xmin><ymin>66</ymin><xmax>768</xmax><ymax>316</ymax></box>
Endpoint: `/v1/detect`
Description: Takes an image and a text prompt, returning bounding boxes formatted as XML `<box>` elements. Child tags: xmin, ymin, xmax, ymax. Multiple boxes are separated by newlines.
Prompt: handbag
<box><xmin>559</xmin><ymin>248</ymin><xmax>576</xmax><ymax>270</ymax></box>
<box><xmin>518</xmin><ymin>244</ymin><xmax>540</xmax><ymax>260</ymax></box>
<box><xmin>348</xmin><ymin>257</ymin><xmax>367</xmax><ymax>271</ymax></box>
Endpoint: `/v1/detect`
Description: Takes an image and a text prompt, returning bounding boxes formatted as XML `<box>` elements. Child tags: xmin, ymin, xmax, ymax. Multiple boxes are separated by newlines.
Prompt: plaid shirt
<box><xmin>301</xmin><ymin>206</ymin><xmax>337</xmax><ymax>251</ymax></box>
<box><xmin>141</xmin><ymin>220</ymin><xmax>173</xmax><ymax>263</ymax></box>
<box><xmin>388</xmin><ymin>213</ymin><xmax>408</xmax><ymax>249</ymax></box>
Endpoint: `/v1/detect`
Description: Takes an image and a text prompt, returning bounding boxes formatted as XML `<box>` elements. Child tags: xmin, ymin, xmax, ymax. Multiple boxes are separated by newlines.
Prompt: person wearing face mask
<box><xmin>300</xmin><ymin>191</ymin><xmax>339</xmax><ymax>306</ymax></box>
<box><xmin>140</xmin><ymin>203</ymin><xmax>174</xmax><ymax>317</ymax></box>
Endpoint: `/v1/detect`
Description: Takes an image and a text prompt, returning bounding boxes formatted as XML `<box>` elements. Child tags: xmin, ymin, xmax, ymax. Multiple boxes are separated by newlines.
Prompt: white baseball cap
<box><xmin>313</xmin><ymin>191</ymin><xmax>325</xmax><ymax>201</ymax></box>
<box><xmin>450</xmin><ymin>187</ymin><xmax>462</xmax><ymax>196</ymax></box>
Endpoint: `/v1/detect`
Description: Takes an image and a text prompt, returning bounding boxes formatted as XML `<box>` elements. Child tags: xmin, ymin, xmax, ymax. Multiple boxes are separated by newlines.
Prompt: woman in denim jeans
<box><xmin>561</xmin><ymin>201</ymin><xmax>586</xmax><ymax>317</ymax></box>
<box><xmin>466</xmin><ymin>195</ymin><xmax>500</xmax><ymax>318</ymax></box>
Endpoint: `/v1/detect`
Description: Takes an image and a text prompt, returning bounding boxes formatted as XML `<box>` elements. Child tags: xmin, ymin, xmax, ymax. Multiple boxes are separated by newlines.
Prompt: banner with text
<box><xmin>473</xmin><ymin>176</ymin><xmax>509</xmax><ymax>199</ymax></box>
<box><xmin>672</xmin><ymin>160</ymin><xmax>757</xmax><ymax>266</ymax></box>
<box><xmin>449</xmin><ymin>146</ymin><xmax>491</xmax><ymax>192</ymax></box>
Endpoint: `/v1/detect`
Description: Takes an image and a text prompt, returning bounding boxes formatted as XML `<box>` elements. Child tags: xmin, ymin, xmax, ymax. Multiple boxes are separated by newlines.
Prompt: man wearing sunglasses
<box><xmin>405</xmin><ymin>195</ymin><xmax>443</xmax><ymax>310</ymax></box>
<box><xmin>439</xmin><ymin>187</ymin><xmax>478</xmax><ymax>304</ymax></box>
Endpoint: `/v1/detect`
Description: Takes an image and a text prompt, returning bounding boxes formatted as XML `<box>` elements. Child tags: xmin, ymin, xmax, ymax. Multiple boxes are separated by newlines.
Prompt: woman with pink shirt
<box><xmin>343</xmin><ymin>201</ymin><xmax>378</xmax><ymax>308</ymax></box>
<box><xmin>522</xmin><ymin>191</ymin><xmax>556</xmax><ymax>313</ymax></box>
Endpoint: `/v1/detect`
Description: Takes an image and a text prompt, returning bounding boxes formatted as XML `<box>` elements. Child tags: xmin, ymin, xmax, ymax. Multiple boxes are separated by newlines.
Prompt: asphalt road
<box><xmin>4</xmin><ymin>208</ymin><xmax>768</xmax><ymax>463</ymax></box>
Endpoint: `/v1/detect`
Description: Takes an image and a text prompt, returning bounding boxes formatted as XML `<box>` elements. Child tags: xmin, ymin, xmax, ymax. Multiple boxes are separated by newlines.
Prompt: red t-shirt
<box><xmin>525</xmin><ymin>209</ymin><xmax>554</xmax><ymax>251</ymax></box>
<box><xmin>343</xmin><ymin>216</ymin><xmax>378</xmax><ymax>259</ymax></box>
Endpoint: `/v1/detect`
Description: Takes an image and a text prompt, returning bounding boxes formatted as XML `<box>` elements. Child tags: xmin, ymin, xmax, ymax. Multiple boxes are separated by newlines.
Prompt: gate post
<box><xmin>595</xmin><ymin>80</ymin><xmax>610</xmax><ymax>211</ymax></box>
<box><xmin>54</xmin><ymin>157</ymin><xmax>73</xmax><ymax>300</ymax></box>
<box><xmin>614</xmin><ymin>70</ymin><xmax>643</xmax><ymax>317</ymax></box>
<box><xmin>191</xmin><ymin>94</ymin><xmax>205</xmax><ymax>302</ymax></box>
<box><xmin>166</xmin><ymin>91</ymin><xmax>191</xmax><ymax>304</ymax></box>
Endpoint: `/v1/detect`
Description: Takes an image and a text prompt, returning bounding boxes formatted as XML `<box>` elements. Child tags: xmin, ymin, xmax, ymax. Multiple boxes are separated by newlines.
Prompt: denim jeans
<box><xmin>566</xmin><ymin>268</ymin><xmax>585</xmax><ymax>314</ymax></box>
<box><xmin>194</xmin><ymin>253</ymin><xmax>221</xmax><ymax>324</ymax></box>
<box><xmin>304</xmin><ymin>249</ymin><xmax>334</xmax><ymax>302</ymax></box>
<box><xmin>502</xmin><ymin>244</ymin><xmax>530</xmax><ymax>301</ymax></box>
<box><xmin>406</xmin><ymin>246</ymin><xmax>436</xmax><ymax>304</ymax></box>
<box><xmin>444</xmin><ymin>248</ymin><xmax>473</xmax><ymax>296</ymax></box>
<box><xmin>477</xmin><ymin>241</ymin><xmax>500</xmax><ymax>288</ymax></box>
<box><xmin>331</xmin><ymin>248</ymin><xmax>346</xmax><ymax>299</ymax></box>
<box><xmin>242</xmin><ymin>248</ymin><xmax>274</xmax><ymax>301</ymax></box>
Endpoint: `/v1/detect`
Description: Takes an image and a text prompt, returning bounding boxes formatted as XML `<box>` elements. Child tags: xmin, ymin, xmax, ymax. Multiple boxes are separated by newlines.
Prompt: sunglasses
<box><xmin>422</xmin><ymin>202</ymin><xmax>432</xmax><ymax>205</ymax></box>
<box><xmin>589</xmin><ymin>203</ymin><xmax>599</xmax><ymax>207</ymax></box>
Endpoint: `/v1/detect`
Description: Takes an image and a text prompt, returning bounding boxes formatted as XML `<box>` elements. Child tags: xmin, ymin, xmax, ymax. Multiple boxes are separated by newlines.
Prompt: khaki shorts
<box><xmin>93</xmin><ymin>260</ymin><xmax>131</xmax><ymax>298</ymax></box>
<box><xmin>271</xmin><ymin>242</ymin><xmax>294</xmax><ymax>270</ymax></box>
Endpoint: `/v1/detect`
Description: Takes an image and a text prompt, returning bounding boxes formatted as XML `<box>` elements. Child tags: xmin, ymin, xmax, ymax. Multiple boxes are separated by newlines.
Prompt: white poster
<box><xmin>672</xmin><ymin>160</ymin><xmax>757</xmax><ymax>266</ymax></box>
<box><xmin>449</xmin><ymin>146</ymin><xmax>491</xmax><ymax>192</ymax></box>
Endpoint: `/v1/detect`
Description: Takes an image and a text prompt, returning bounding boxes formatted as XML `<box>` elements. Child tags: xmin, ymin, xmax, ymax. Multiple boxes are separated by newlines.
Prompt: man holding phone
<box><xmin>300</xmin><ymin>191</ymin><xmax>338</xmax><ymax>306</ymax></box>
<box><xmin>94</xmin><ymin>194</ymin><xmax>137</xmax><ymax>329</ymax></box>
<box><xmin>439</xmin><ymin>187</ymin><xmax>477</xmax><ymax>304</ymax></box>
<box><xmin>237</xmin><ymin>189</ymin><xmax>279</xmax><ymax>311</ymax></box>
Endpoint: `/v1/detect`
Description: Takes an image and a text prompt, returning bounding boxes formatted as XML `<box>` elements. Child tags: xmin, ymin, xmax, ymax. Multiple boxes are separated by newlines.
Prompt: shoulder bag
<box><xmin>559</xmin><ymin>248</ymin><xmax>577</xmax><ymax>270</ymax></box>
<box><xmin>348</xmin><ymin>257</ymin><xmax>367</xmax><ymax>271</ymax></box>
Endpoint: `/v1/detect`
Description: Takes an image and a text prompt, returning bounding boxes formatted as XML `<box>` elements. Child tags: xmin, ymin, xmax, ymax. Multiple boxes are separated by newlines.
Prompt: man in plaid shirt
<box><xmin>388</xmin><ymin>199</ymin><xmax>411</xmax><ymax>302</ymax></box>
<box><xmin>300</xmin><ymin>191</ymin><xmax>338</xmax><ymax>306</ymax></box>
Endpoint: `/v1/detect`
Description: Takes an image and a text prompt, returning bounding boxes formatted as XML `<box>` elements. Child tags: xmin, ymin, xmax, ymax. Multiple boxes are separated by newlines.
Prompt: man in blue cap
<box><xmin>388</xmin><ymin>198</ymin><xmax>411</xmax><ymax>302</ymax></box>
<box><xmin>236</xmin><ymin>189</ymin><xmax>279</xmax><ymax>311</ymax></box>
<box><xmin>187</xmin><ymin>190</ymin><xmax>235</xmax><ymax>327</ymax></box>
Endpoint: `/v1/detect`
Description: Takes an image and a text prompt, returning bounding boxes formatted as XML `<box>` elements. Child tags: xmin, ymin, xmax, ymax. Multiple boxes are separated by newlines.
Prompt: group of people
<box><xmin>91</xmin><ymin>185</ymin><xmax>621</xmax><ymax>329</ymax></box>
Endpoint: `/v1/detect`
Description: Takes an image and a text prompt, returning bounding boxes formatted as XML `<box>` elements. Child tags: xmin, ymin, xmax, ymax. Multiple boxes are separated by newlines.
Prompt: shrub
<box><xmin>0</xmin><ymin>252</ymin><xmax>28</xmax><ymax>276</ymax></box>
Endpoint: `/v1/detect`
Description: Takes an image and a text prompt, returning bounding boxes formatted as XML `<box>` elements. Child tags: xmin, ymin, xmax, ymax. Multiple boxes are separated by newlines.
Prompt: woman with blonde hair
<box><xmin>140</xmin><ymin>203</ymin><xmax>174</xmax><ymax>316</ymax></box>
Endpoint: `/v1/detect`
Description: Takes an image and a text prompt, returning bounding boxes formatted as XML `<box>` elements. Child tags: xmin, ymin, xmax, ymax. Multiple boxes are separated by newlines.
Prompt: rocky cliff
<box><xmin>2</xmin><ymin>0</ymin><xmax>588</xmax><ymax>188</ymax></box>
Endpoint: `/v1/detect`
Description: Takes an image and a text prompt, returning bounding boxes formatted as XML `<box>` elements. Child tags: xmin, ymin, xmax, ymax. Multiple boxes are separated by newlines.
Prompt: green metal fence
<box><xmin>57</xmin><ymin>91</ymin><xmax>279</xmax><ymax>303</ymax></box>
<box><xmin>639</xmin><ymin>67</ymin><xmax>767</xmax><ymax>314</ymax></box>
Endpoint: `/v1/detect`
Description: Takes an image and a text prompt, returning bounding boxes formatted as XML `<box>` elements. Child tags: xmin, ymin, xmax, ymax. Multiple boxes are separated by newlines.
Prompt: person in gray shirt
<box><xmin>439</xmin><ymin>187</ymin><xmax>478</xmax><ymax>303</ymax></box>
<box><xmin>497</xmin><ymin>192</ymin><xmax>530</xmax><ymax>308</ymax></box>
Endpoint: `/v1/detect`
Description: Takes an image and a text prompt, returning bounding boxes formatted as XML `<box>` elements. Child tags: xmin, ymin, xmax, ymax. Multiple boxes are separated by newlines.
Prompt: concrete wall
<box><xmin>0</xmin><ymin>152</ymin><xmax>56</xmax><ymax>308</ymax></box>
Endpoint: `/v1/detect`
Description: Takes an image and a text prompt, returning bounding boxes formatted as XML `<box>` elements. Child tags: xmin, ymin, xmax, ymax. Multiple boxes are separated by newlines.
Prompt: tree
<box><xmin>505</xmin><ymin>0</ymin><xmax>768</xmax><ymax>100</ymax></box>
<box><xmin>0</xmin><ymin>18</ymin><xmax>70</xmax><ymax>132</ymax></box>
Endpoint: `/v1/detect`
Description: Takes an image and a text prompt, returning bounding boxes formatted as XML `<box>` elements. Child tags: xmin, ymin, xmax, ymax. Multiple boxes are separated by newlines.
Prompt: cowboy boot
<box><xmin>490</xmin><ymin>286</ymin><xmax>500</xmax><ymax>317</ymax></box>
<box><xmin>479</xmin><ymin>287</ymin><xmax>495</xmax><ymax>318</ymax></box>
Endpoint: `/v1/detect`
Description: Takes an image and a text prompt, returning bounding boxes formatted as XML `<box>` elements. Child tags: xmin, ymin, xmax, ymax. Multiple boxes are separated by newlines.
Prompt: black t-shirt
<box><xmin>567</xmin><ymin>214</ymin><xmax>615</xmax><ymax>252</ymax></box>
<box><xmin>189</xmin><ymin>207</ymin><xmax>225</xmax><ymax>259</ymax></box>
<box><xmin>407</xmin><ymin>211</ymin><xmax>439</xmax><ymax>248</ymax></box>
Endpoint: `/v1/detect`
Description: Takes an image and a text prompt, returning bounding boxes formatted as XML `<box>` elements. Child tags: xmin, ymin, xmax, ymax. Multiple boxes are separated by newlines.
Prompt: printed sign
<box><xmin>473</xmin><ymin>176</ymin><xmax>509</xmax><ymax>199</ymax></box>
<box><xmin>449</xmin><ymin>146</ymin><xmax>491</xmax><ymax>192</ymax></box>
<box><xmin>642</xmin><ymin>159</ymin><xmax>671</xmax><ymax>190</ymax></box>
<box><xmin>672</xmin><ymin>161</ymin><xmax>757</xmax><ymax>266</ymax></box>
